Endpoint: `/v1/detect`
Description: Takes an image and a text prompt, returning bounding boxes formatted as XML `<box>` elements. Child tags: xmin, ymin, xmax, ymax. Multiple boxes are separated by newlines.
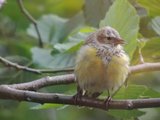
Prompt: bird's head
<box><xmin>96</xmin><ymin>26</ymin><xmax>125</xmax><ymax>47</ymax></box>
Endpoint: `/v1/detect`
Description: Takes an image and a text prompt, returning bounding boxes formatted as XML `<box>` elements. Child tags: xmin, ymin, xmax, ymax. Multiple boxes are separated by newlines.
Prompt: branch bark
<box><xmin>0</xmin><ymin>85</ymin><xmax>160</xmax><ymax>110</ymax></box>
<box><xmin>10</xmin><ymin>74</ymin><xmax>75</xmax><ymax>90</ymax></box>
<box><xmin>0</xmin><ymin>62</ymin><xmax>160</xmax><ymax>110</ymax></box>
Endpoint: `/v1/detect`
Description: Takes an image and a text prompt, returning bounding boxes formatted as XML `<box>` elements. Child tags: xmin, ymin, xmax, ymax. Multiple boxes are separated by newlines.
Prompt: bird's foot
<box><xmin>73</xmin><ymin>91</ymin><xmax>82</xmax><ymax>105</ymax></box>
<box><xmin>104</xmin><ymin>96</ymin><xmax>112</xmax><ymax>110</ymax></box>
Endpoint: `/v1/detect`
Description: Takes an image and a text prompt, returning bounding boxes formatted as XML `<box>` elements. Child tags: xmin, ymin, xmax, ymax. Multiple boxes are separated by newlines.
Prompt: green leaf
<box><xmin>114</xmin><ymin>85</ymin><xmax>148</xmax><ymax>99</ymax></box>
<box><xmin>62</xmin><ymin>12</ymin><xmax>85</xmax><ymax>40</ymax></box>
<box><xmin>114</xmin><ymin>84</ymin><xmax>160</xmax><ymax>99</ymax></box>
<box><xmin>139</xmin><ymin>16</ymin><xmax>157</xmax><ymax>38</ymax></box>
<box><xmin>27</xmin><ymin>14</ymin><xmax>67</xmax><ymax>44</ymax></box>
<box><xmin>31</xmin><ymin>103</ymin><xmax>63</xmax><ymax>110</ymax></box>
<box><xmin>50</xmin><ymin>53</ymin><xmax>76</xmax><ymax>69</ymax></box>
<box><xmin>31</xmin><ymin>27</ymin><xmax>95</xmax><ymax>69</ymax></box>
<box><xmin>108</xmin><ymin>85</ymin><xmax>160</xmax><ymax>119</ymax></box>
<box><xmin>83</xmin><ymin>0</ymin><xmax>112</xmax><ymax>27</ymax></box>
<box><xmin>53</xmin><ymin>41</ymin><xmax>84</xmax><ymax>53</ymax></box>
<box><xmin>142</xmin><ymin>37</ymin><xmax>160</xmax><ymax>62</ymax></box>
<box><xmin>136</xmin><ymin>0</ymin><xmax>160</xmax><ymax>17</ymax></box>
<box><xmin>137</xmin><ymin>39</ymin><xmax>146</xmax><ymax>49</ymax></box>
<box><xmin>131</xmin><ymin>37</ymin><xmax>160</xmax><ymax>64</ymax></box>
<box><xmin>54</xmin><ymin>42</ymin><xmax>78</xmax><ymax>53</ymax></box>
<box><xmin>151</xmin><ymin>16</ymin><xmax>160</xmax><ymax>36</ymax></box>
<box><xmin>100</xmin><ymin>0</ymin><xmax>139</xmax><ymax>58</ymax></box>
<box><xmin>31</xmin><ymin>47</ymin><xmax>54</xmax><ymax>68</ymax></box>
<box><xmin>31</xmin><ymin>47</ymin><xmax>75</xmax><ymax>69</ymax></box>
<box><xmin>53</xmin><ymin>26</ymin><xmax>96</xmax><ymax>53</ymax></box>
<box><xmin>108</xmin><ymin>109</ymin><xmax>145</xmax><ymax>119</ymax></box>
<box><xmin>143</xmin><ymin>88</ymin><xmax>160</xmax><ymax>98</ymax></box>
<box><xmin>27</xmin><ymin>14</ymin><xmax>84</xmax><ymax>45</ymax></box>
<box><xmin>131</xmin><ymin>38</ymin><xmax>147</xmax><ymax>64</ymax></box>
<box><xmin>66</xmin><ymin>41</ymin><xmax>84</xmax><ymax>53</ymax></box>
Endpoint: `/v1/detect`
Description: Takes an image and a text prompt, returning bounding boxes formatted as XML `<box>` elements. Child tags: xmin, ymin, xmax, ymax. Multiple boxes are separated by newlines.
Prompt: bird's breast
<box><xmin>75</xmin><ymin>45</ymin><xmax>129</xmax><ymax>94</ymax></box>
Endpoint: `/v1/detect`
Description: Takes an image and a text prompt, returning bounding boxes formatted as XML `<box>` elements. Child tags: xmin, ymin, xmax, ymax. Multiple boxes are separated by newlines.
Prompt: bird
<box><xmin>74</xmin><ymin>26</ymin><xmax>130</xmax><ymax>106</ymax></box>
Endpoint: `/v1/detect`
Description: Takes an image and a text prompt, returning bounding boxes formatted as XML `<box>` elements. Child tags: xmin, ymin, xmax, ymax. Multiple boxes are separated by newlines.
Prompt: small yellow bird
<box><xmin>74</xmin><ymin>26</ymin><xmax>129</xmax><ymax>103</ymax></box>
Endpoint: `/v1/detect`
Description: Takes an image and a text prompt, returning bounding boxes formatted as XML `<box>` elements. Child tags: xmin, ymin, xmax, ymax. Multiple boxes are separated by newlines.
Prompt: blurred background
<box><xmin>0</xmin><ymin>0</ymin><xmax>160</xmax><ymax>120</ymax></box>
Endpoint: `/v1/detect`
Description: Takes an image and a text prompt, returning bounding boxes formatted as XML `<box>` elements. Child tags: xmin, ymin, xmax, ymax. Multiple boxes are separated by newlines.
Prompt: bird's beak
<box><xmin>113</xmin><ymin>38</ymin><xmax>125</xmax><ymax>45</ymax></box>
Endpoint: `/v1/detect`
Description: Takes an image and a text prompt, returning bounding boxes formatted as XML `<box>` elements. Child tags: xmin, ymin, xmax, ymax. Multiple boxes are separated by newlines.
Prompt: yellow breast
<box><xmin>75</xmin><ymin>45</ymin><xmax>129</xmax><ymax>94</ymax></box>
<box><xmin>106</xmin><ymin>54</ymin><xmax>129</xmax><ymax>93</ymax></box>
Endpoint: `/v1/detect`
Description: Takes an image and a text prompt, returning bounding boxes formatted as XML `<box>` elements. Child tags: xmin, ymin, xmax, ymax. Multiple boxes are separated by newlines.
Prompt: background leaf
<box><xmin>83</xmin><ymin>0</ymin><xmax>112</xmax><ymax>27</ymax></box>
<box><xmin>53</xmin><ymin>27</ymin><xmax>95</xmax><ymax>52</ymax></box>
<box><xmin>136</xmin><ymin>0</ymin><xmax>160</xmax><ymax>17</ymax></box>
<box><xmin>108</xmin><ymin>109</ymin><xmax>145</xmax><ymax>119</ymax></box>
<box><xmin>27</xmin><ymin>14</ymin><xmax>84</xmax><ymax>45</ymax></box>
<box><xmin>142</xmin><ymin>37</ymin><xmax>160</xmax><ymax>62</ymax></box>
<box><xmin>27</xmin><ymin>14</ymin><xmax>67</xmax><ymax>44</ymax></box>
<box><xmin>151</xmin><ymin>16</ymin><xmax>160</xmax><ymax>36</ymax></box>
<box><xmin>100</xmin><ymin>0</ymin><xmax>140</xmax><ymax>58</ymax></box>
<box><xmin>113</xmin><ymin>85</ymin><xmax>147</xmax><ymax>99</ymax></box>
<box><xmin>108</xmin><ymin>84</ymin><xmax>160</xmax><ymax>119</ymax></box>
<box><xmin>31</xmin><ymin>47</ymin><xmax>75</xmax><ymax>69</ymax></box>
<box><xmin>31</xmin><ymin>104</ymin><xmax>63</xmax><ymax>110</ymax></box>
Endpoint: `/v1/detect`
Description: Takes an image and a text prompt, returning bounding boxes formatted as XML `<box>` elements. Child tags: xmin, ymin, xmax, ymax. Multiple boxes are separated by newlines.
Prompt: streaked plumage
<box><xmin>75</xmin><ymin>26</ymin><xmax>129</xmax><ymax>98</ymax></box>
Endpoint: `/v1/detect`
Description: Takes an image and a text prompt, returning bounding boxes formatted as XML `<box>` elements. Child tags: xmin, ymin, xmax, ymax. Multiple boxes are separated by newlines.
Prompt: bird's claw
<box><xmin>104</xmin><ymin>96</ymin><xmax>112</xmax><ymax>110</ymax></box>
<box><xmin>73</xmin><ymin>91</ymin><xmax>82</xmax><ymax>104</ymax></box>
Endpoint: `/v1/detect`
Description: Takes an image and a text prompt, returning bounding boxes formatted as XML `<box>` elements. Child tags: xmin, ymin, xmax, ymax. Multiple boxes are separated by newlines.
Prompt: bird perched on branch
<box><xmin>74</xmin><ymin>26</ymin><xmax>129</xmax><ymax>106</ymax></box>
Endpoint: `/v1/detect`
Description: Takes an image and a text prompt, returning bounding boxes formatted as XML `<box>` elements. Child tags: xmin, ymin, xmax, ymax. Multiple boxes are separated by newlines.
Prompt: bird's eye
<box><xmin>107</xmin><ymin>37</ymin><xmax>111</xmax><ymax>40</ymax></box>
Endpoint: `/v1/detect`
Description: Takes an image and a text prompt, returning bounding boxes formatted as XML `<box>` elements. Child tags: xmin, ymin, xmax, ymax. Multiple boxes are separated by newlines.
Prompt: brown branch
<box><xmin>1</xmin><ymin>56</ymin><xmax>160</xmax><ymax>110</ymax></box>
<box><xmin>3</xmin><ymin>62</ymin><xmax>159</xmax><ymax>91</ymax></box>
<box><xmin>0</xmin><ymin>61</ymin><xmax>160</xmax><ymax>109</ymax></box>
<box><xmin>10</xmin><ymin>74</ymin><xmax>75</xmax><ymax>90</ymax></box>
<box><xmin>17</xmin><ymin>0</ymin><xmax>43</xmax><ymax>48</ymax></box>
<box><xmin>0</xmin><ymin>85</ymin><xmax>160</xmax><ymax>110</ymax></box>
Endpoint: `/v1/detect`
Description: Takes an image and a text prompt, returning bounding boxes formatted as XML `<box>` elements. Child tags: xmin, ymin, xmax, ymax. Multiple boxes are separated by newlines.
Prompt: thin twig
<box><xmin>138</xmin><ymin>48</ymin><xmax>144</xmax><ymax>64</ymax></box>
<box><xmin>39</xmin><ymin>68</ymin><xmax>74</xmax><ymax>74</ymax></box>
<box><xmin>0</xmin><ymin>85</ymin><xmax>160</xmax><ymax>110</ymax></box>
<box><xmin>17</xmin><ymin>0</ymin><xmax>43</xmax><ymax>48</ymax></box>
<box><xmin>0</xmin><ymin>56</ymin><xmax>41</xmax><ymax>74</ymax></box>
<box><xmin>0</xmin><ymin>55</ymin><xmax>160</xmax><ymax>74</ymax></box>
<box><xmin>0</xmin><ymin>56</ymin><xmax>74</xmax><ymax>74</ymax></box>
<box><xmin>1</xmin><ymin>56</ymin><xmax>160</xmax><ymax>75</ymax></box>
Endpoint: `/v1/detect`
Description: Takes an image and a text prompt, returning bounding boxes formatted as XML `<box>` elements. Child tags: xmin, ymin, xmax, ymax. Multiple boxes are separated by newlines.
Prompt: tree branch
<box><xmin>0</xmin><ymin>85</ymin><xmax>160</xmax><ymax>110</ymax></box>
<box><xmin>1</xmin><ymin>56</ymin><xmax>160</xmax><ymax>110</ymax></box>
<box><xmin>10</xmin><ymin>74</ymin><xmax>75</xmax><ymax>90</ymax></box>
<box><xmin>3</xmin><ymin>62</ymin><xmax>159</xmax><ymax>91</ymax></box>
<box><xmin>17</xmin><ymin>0</ymin><xmax>43</xmax><ymax>48</ymax></box>
<box><xmin>130</xmin><ymin>62</ymin><xmax>160</xmax><ymax>74</ymax></box>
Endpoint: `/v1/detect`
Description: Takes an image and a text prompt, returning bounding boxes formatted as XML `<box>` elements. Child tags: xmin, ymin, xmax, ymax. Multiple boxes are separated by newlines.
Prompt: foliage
<box><xmin>1</xmin><ymin>0</ymin><xmax>160</xmax><ymax>120</ymax></box>
<box><xmin>100</xmin><ymin>0</ymin><xmax>139</xmax><ymax>58</ymax></box>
